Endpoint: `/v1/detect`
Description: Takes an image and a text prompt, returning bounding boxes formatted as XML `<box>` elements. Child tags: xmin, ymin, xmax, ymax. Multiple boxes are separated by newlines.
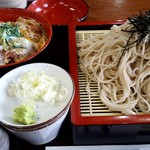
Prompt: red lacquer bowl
<box><xmin>27</xmin><ymin>0</ymin><xmax>89</xmax><ymax>25</ymax></box>
<box><xmin>0</xmin><ymin>8</ymin><xmax>52</xmax><ymax>69</ymax></box>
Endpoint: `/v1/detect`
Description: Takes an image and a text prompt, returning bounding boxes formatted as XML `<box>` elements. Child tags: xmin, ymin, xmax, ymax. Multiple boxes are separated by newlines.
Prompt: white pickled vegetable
<box><xmin>8</xmin><ymin>71</ymin><xmax>68</xmax><ymax>105</ymax></box>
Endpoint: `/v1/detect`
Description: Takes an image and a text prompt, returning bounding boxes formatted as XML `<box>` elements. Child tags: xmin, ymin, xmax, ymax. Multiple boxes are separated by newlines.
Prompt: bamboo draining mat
<box><xmin>76</xmin><ymin>30</ymin><xmax>142</xmax><ymax>117</ymax></box>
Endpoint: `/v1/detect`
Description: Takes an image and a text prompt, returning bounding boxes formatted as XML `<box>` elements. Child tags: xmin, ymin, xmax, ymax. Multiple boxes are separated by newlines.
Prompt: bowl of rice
<box><xmin>0</xmin><ymin>8</ymin><xmax>52</xmax><ymax>68</ymax></box>
<box><xmin>0</xmin><ymin>63</ymin><xmax>75</xmax><ymax>145</ymax></box>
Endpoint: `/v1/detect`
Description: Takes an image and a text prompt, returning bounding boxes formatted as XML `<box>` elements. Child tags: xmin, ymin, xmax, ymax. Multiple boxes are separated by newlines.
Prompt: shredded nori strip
<box><xmin>117</xmin><ymin>10</ymin><xmax>150</xmax><ymax>67</ymax></box>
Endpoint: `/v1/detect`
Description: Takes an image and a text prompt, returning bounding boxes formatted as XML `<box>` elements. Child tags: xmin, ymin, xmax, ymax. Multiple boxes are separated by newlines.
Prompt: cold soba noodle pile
<box><xmin>78</xmin><ymin>11</ymin><xmax>150</xmax><ymax>115</ymax></box>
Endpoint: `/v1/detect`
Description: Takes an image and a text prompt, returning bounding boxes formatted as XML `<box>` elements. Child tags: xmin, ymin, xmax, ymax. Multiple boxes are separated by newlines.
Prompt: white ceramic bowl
<box><xmin>0</xmin><ymin>63</ymin><xmax>75</xmax><ymax>145</ymax></box>
<box><xmin>0</xmin><ymin>0</ymin><xmax>27</xmax><ymax>8</ymax></box>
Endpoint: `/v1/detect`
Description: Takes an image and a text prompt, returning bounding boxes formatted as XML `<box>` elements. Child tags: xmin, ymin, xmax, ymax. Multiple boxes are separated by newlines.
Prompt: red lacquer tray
<box><xmin>68</xmin><ymin>21</ymin><xmax>150</xmax><ymax>126</ymax></box>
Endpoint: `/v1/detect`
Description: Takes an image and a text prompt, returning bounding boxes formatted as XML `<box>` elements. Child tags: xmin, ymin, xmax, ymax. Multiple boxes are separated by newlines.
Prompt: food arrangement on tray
<box><xmin>69</xmin><ymin>10</ymin><xmax>150</xmax><ymax>125</ymax></box>
<box><xmin>0</xmin><ymin>0</ymin><xmax>150</xmax><ymax>148</ymax></box>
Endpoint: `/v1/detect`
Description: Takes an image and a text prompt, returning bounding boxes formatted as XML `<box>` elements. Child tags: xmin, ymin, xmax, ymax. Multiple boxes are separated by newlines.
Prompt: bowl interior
<box><xmin>27</xmin><ymin>0</ymin><xmax>89</xmax><ymax>25</ymax></box>
<box><xmin>0</xmin><ymin>8</ymin><xmax>52</xmax><ymax>68</ymax></box>
<box><xmin>0</xmin><ymin>63</ymin><xmax>74</xmax><ymax>128</ymax></box>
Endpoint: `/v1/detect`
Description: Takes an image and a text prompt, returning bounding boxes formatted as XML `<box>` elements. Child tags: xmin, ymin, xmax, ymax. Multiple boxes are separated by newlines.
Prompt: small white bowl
<box><xmin>0</xmin><ymin>63</ymin><xmax>75</xmax><ymax>145</ymax></box>
<box><xmin>0</xmin><ymin>0</ymin><xmax>27</xmax><ymax>8</ymax></box>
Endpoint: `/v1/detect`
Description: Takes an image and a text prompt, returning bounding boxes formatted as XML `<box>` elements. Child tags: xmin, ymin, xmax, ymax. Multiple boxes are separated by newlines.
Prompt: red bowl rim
<box><xmin>27</xmin><ymin>0</ymin><xmax>89</xmax><ymax>25</ymax></box>
<box><xmin>0</xmin><ymin>8</ymin><xmax>52</xmax><ymax>69</ymax></box>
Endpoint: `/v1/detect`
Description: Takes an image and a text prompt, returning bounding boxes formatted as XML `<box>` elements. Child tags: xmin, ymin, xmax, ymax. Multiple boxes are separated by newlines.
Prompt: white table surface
<box><xmin>46</xmin><ymin>145</ymin><xmax>150</xmax><ymax>150</ymax></box>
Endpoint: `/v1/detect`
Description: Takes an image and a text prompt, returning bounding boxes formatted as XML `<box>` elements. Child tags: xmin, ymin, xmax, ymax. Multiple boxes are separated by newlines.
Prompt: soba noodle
<box><xmin>78</xmin><ymin>21</ymin><xmax>150</xmax><ymax>115</ymax></box>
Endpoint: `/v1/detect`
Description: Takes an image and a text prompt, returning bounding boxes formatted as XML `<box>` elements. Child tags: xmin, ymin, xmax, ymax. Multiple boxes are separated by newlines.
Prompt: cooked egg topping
<box><xmin>0</xmin><ymin>17</ymin><xmax>47</xmax><ymax>65</ymax></box>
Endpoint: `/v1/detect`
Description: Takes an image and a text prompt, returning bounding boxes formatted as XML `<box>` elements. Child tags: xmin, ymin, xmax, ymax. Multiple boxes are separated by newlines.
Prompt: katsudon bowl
<box><xmin>0</xmin><ymin>63</ymin><xmax>75</xmax><ymax>145</ymax></box>
<box><xmin>0</xmin><ymin>8</ymin><xmax>52</xmax><ymax>69</ymax></box>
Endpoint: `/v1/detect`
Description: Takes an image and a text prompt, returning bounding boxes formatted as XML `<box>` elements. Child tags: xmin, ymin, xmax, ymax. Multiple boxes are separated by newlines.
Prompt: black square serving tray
<box><xmin>1</xmin><ymin>25</ymin><xmax>73</xmax><ymax>150</ymax></box>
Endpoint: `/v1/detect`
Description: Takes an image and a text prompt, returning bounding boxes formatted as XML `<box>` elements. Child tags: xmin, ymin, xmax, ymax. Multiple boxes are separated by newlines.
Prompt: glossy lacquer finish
<box><xmin>27</xmin><ymin>0</ymin><xmax>89</xmax><ymax>25</ymax></box>
<box><xmin>69</xmin><ymin>21</ymin><xmax>150</xmax><ymax>126</ymax></box>
<box><xmin>0</xmin><ymin>8</ymin><xmax>52</xmax><ymax>69</ymax></box>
